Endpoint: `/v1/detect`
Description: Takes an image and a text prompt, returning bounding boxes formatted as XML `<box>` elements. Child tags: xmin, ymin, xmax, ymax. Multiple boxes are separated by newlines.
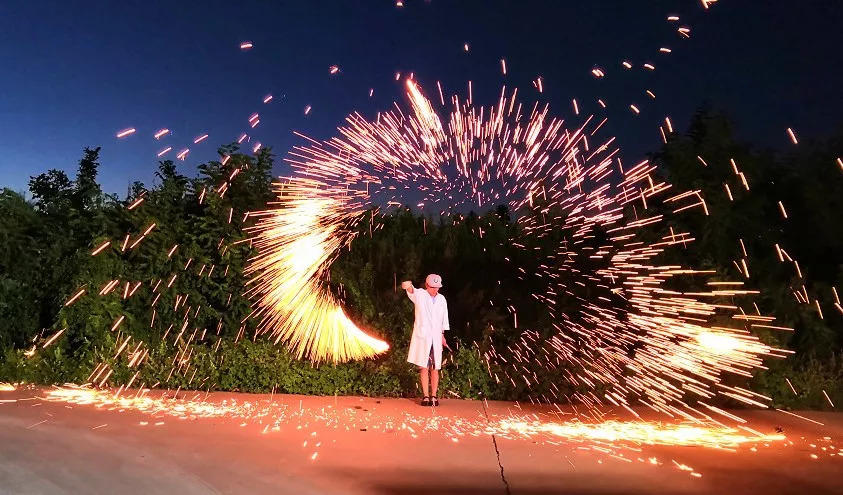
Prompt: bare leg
<box><xmin>430</xmin><ymin>368</ymin><xmax>439</xmax><ymax>398</ymax></box>
<box><xmin>419</xmin><ymin>367</ymin><xmax>430</xmax><ymax>397</ymax></box>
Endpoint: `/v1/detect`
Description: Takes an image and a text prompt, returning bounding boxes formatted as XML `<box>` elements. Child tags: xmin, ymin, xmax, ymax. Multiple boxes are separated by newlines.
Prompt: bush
<box><xmin>0</xmin><ymin>338</ymin><xmax>502</xmax><ymax>400</ymax></box>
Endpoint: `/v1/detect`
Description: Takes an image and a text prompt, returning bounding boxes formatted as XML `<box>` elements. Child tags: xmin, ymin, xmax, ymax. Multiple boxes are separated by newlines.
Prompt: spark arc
<box><xmin>247</xmin><ymin>79</ymin><xmax>786</xmax><ymax>419</ymax></box>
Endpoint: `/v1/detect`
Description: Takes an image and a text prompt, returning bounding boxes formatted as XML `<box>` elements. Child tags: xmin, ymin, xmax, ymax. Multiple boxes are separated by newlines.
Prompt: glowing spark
<box><xmin>110</xmin><ymin>316</ymin><xmax>125</xmax><ymax>332</ymax></box>
<box><xmin>660</xmin><ymin>48</ymin><xmax>672</xmax><ymax>54</ymax></box>
<box><xmin>116</xmin><ymin>128</ymin><xmax>136</xmax><ymax>138</ymax></box>
<box><xmin>240</xmin><ymin>41</ymin><xmax>253</xmax><ymax>50</ymax></box>
<box><xmin>630</xmin><ymin>104</ymin><xmax>640</xmax><ymax>114</ymax></box>
<box><xmin>500</xmin><ymin>59</ymin><xmax>507</xmax><ymax>75</ymax></box>
<box><xmin>463</xmin><ymin>43</ymin><xmax>469</xmax><ymax>52</ymax></box>
<box><xmin>42</xmin><ymin>328</ymin><xmax>65</xmax><ymax>348</ymax></box>
<box><xmin>91</xmin><ymin>241</ymin><xmax>111</xmax><ymax>256</ymax></box>
<box><xmin>263</xmin><ymin>95</ymin><xmax>273</xmax><ymax>103</ymax></box>
<box><xmin>127</xmin><ymin>197</ymin><xmax>145</xmax><ymax>210</ymax></box>
<box><xmin>643</xmin><ymin>63</ymin><xmax>655</xmax><ymax>70</ymax></box>
<box><xmin>329</xmin><ymin>65</ymin><xmax>340</xmax><ymax>75</ymax></box>
<box><xmin>154</xmin><ymin>129</ymin><xmax>170</xmax><ymax>139</ymax></box>
<box><xmin>177</xmin><ymin>149</ymin><xmax>190</xmax><ymax>160</ymax></box>
<box><xmin>591</xmin><ymin>68</ymin><xmax>605</xmax><ymax>78</ymax></box>
<box><xmin>193</xmin><ymin>134</ymin><xmax>209</xmax><ymax>144</ymax></box>
<box><xmin>667</xmin><ymin>16</ymin><xmax>680</xmax><ymax>21</ymax></box>
<box><xmin>622</xmin><ymin>61</ymin><xmax>633</xmax><ymax>69</ymax></box>
<box><xmin>786</xmin><ymin>127</ymin><xmax>798</xmax><ymax>144</ymax></box>
<box><xmin>64</xmin><ymin>288</ymin><xmax>86</xmax><ymax>307</ymax></box>
<box><xmin>304</xmin><ymin>105</ymin><xmax>312</xmax><ymax>115</ymax></box>
<box><xmin>157</xmin><ymin>147</ymin><xmax>172</xmax><ymax>157</ymax></box>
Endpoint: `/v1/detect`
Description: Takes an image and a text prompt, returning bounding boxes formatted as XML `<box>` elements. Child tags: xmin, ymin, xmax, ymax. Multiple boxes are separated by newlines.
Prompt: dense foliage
<box><xmin>1</xmin><ymin>110</ymin><xmax>841</xmax><ymax>409</ymax></box>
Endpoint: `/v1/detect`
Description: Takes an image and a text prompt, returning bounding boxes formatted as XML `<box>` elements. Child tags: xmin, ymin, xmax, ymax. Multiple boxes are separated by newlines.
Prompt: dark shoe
<box><xmin>431</xmin><ymin>397</ymin><xmax>440</xmax><ymax>407</ymax></box>
<box><xmin>421</xmin><ymin>396</ymin><xmax>431</xmax><ymax>406</ymax></box>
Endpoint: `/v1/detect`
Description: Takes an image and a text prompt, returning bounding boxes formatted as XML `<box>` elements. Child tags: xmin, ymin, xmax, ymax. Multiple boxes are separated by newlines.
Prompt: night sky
<box><xmin>1</xmin><ymin>1</ymin><xmax>842</xmax><ymax>196</ymax></box>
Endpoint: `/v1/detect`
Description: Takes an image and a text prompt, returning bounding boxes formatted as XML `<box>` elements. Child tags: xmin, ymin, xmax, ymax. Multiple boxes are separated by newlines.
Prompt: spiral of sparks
<box><xmin>246</xmin><ymin>79</ymin><xmax>788</xmax><ymax>416</ymax></box>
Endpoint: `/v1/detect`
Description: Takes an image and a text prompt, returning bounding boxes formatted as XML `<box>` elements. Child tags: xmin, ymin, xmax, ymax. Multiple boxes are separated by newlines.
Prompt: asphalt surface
<box><xmin>1</xmin><ymin>385</ymin><xmax>841</xmax><ymax>494</ymax></box>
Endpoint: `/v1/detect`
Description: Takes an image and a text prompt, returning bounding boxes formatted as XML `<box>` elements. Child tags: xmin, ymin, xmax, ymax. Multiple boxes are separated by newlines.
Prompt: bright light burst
<box><xmin>497</xmin><ymin>418</ymin><xmax>784</xmax><ymax>448</ymax></box>
<box><xmin>245</xmin><ymin>195</ymin><xmax>390</xmax><ymax>362</ymax></box>
<box><xmin>247</xmin><ymin>79</ymin><xmax>790</xmax><ymax>416</ymax></box>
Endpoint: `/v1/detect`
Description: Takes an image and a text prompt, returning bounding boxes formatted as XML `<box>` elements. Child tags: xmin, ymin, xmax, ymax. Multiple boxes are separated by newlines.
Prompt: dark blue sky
<box><xmin>1</xmin><ymin>1</ymin><xmax>841</xmax><ymax>196</ymax></box>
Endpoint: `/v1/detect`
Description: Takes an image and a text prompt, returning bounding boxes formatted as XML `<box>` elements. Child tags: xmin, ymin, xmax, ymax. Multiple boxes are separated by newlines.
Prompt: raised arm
<box><xmin>401</xmin><ymin>280</ymin><xmax>416</xmax><ymax>302</ymax></box>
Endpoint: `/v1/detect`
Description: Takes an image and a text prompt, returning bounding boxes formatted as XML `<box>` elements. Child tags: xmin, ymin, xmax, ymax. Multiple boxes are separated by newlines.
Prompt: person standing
<box><xmin>401</xmin><ymin>274</ymin><xmax>450</xmax><ymax>406</ymax></box>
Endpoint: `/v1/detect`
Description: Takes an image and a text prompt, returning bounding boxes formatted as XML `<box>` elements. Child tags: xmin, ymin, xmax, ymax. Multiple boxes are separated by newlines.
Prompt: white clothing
<box><xmin>405</xmin><ymin>286</ymin><xmax>450</xmax><ymax>370</ymax></box>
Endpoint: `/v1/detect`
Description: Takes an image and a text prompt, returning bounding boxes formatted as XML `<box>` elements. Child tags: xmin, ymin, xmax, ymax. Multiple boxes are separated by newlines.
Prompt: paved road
<box><xmin>1</xmin><ymin>386</ymin><xmax>841</xmax><ymax>494</ymax></box>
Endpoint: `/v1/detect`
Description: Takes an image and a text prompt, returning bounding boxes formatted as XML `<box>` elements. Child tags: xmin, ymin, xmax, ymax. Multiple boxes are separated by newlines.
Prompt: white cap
<box><xmin>425</xmin><ymin>274</ymin><xmax>443</xmax><ymax>288</ymax></box>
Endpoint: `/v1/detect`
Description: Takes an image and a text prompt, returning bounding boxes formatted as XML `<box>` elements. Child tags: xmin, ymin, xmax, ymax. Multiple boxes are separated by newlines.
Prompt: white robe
<box><xmin>405</xmin><ymin>287</ymin><xmax>450</xmax><ymax>370</ymax></box>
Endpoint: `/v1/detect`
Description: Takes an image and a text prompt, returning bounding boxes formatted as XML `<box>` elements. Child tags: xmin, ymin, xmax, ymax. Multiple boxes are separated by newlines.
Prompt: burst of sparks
<box><xmin>41</xmin><ymin>386</ymin><xmax>787</xmax><ymax>455</ymax></box>
<box><xmin>245</xmin><ymin>195</ymin><xmax>389</xmax><ymax>362</ymax></box>
<box><xmin>498</xmin><ymin>419</ymin><xmax>784</xmax><ymax>448</ymax></box>
<box><xmin>244</xmin><ymin>78</ymin><xmax>789</xmax><ymax>416</ymax></box>
<box><xmin>42</xmin><ymin>1</ymin><xmax>815</xmax><ymax>421</ymax></box>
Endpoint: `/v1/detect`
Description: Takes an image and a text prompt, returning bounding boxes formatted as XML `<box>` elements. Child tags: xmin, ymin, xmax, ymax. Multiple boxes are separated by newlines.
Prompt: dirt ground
<box><xmin>1</xmin><ymin>385</ymin><xmax>841</xmax><ymax>494</ymax></box>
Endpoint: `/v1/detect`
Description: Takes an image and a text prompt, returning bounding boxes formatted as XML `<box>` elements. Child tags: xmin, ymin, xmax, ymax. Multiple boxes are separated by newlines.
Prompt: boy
<box><xmin>401</xmin><ymin>274</ymin><xmax>450</xmax><ymax>406</ymax></box>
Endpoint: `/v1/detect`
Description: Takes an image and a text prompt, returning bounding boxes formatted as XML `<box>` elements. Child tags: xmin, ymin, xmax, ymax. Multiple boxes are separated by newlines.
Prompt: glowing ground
<box><xmin>1</xmin><ymin>386</ymin><xmax>841</xmax><ymax>494</ymax></box>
